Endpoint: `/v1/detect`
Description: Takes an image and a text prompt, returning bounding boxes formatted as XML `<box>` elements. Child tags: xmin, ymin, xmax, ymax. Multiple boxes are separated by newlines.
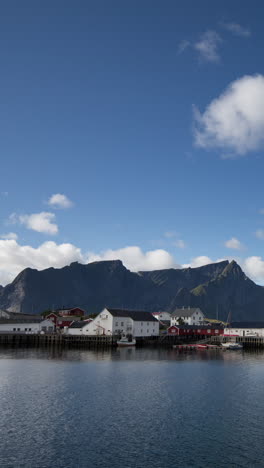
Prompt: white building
<box><xmin>224</xmin><ymin>322</ymin><xmax>264</xmax><ymax>337</ymax></box>
<box><xmin>170</xmin><ymin>307</ymin><xmax>205</xmax><ymax>326</ymax></box>
<box><xmin>0</xmin><ymin>318</ymin><xmax>54</xmax><ymax>334</ymax></box>
<box><xmin>67</xmin><ymin>308</ymin><xmax>159</xmax><ymax>337</ymax></box>
<box><xmin>152</xmin><ymin>311</ymin><xmax>171</xmax><ymax>322</ymax></box>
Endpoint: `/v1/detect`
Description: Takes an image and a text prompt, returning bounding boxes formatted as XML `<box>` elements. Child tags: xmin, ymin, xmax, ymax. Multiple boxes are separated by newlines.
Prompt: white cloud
<box><xmin>0</xmin><ymin>232</ymin><xmax>18</xmax><ymax>240</ymax></box>
<box><xmin>19</xmin><ymin>212</ymin><xmax>58</xmax><ymax>235</ymax></box>
<box><xmin>48</xmin><ymin>193</ymin><xmax>73</xmax><ymax>209</ymax></box>
<box><xmin>0</xmin><ymin>242</ymin><xmax>178</xmax><ymax>286</ymax></box>
<box><xmin>222</xmin><ymin>22</ymin><xmax>250</xmax><ymax>37</ymax></box>
<box><xmin>182</xmin><ymin>256</ymin><xmax>214</xmax><ymax>268</ymax></box>
<box><xmin>256</xmin><ymin>229</ymin><xmax>264</xmax><ymax>240</ymax></box>
<box><xmin>194</xmin><ymin>30</ymin><xmax>222</xmax><ymax>63</ymax></box>
<box><xmin>173</xmin><ymin>239</ymin><xmax>186</xmax><ymax>249</ymax></box>
<box><xmin>0</xmin><ymin>240</ymin><xmax>83</xmax><ymax>285</ymax></box>
<box><xmin>87</xmin><ymin>246</ymin><xmax>177</xmax><ymax>272</ymax></box>
<box><xmin>243</xmin><ymin>256</ymin><xmax>264</xmax><ymax>282</ymax></box>
<box><xmin>225</xmin><ymin>237</ymin><xmax>243</xmax><ymax>250</ymax></box>
<box><xmin>177</xmin><ymin>40</ymin><xmax>190</xmax><ymax>54</ymax></box>
<box><xmin>194</xmin><ymin>74</ymin><xmax>264</xmax><ymax>156</ymax></box>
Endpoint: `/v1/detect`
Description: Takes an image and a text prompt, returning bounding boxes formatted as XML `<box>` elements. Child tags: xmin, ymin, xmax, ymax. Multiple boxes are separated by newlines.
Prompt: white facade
<box><xmin>224</xmin><ymin>327</ymin><xmax>264</xmax><ymax>337</ymax></box>
<box><xmin>152</xmin><ymin>311</ymin><xmax>171</xmax><ymax>322</ymax></box>
<box><xmin>67</xmin><ymin>308</ymin><xmax>159</xmax><ymax>337</ymax></box>
<box><xmin>0</xmin><ymin>319</ymin><xmax>54</xmax><ymax>334</ymax></box>
<box><xmin>170</xmin><ymin>308</ymin><xmax>205</xmax><ymax>326</ymax></box>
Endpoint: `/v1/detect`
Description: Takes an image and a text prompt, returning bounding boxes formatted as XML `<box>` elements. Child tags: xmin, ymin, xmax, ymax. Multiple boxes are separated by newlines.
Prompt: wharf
<box><xmin>0</xmin><ymin>333</ymin><xmax>117</xmax><ymax>348</ymax></box>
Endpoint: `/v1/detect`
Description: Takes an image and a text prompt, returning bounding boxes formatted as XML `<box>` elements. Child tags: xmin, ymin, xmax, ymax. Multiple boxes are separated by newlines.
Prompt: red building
<box><xmin>46</xmin><ymin>313</ymin><xmax>79</xmax><ymax>329</ymax></box>
<box><xmin>168</xmin><ymin>325</ymin><xmax>224</xmax><ymax>337</ymax></box>
<box><xmin>56</xmin><ymin>307</ymin><xmax>86</xmax><ymax>317</ymax></box>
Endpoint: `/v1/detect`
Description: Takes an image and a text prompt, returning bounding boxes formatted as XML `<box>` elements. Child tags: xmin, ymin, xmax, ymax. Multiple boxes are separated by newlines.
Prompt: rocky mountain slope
<box><xmin>0</xmin><ymin>259</ymin><xmax>263</xmax><ymax>321</ymax></box>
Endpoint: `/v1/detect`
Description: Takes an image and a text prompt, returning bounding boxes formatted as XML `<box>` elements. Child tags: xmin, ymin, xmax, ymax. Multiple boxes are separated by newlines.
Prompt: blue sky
<box><xmin>1</xmin><ymin>0</ymin><xmax>264</xmax><ymax>284</ymax></box>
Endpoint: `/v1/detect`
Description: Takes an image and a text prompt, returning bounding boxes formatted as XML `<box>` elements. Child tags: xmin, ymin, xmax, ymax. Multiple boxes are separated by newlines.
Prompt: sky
<box><xmin>1</xmin><ymin>0</ymin><xmax>264</xmax><ymax>285</ymax></box>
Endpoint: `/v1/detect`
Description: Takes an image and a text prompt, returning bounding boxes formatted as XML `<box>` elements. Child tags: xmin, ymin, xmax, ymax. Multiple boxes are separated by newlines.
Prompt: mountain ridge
<box><xmin>0</xmin><ymin>259</ymin><xmax>263</xmax><ymax>321</ymax></box>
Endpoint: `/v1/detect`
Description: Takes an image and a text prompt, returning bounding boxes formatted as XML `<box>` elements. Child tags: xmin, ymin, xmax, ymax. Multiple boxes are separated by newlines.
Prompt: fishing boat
<box><xmin>117</xmin><ymin>335</ymin><xmax>136</xmax><ymax>347</ymax></box>
<box><xmin>221</xmin><ymin>342</ymin><xmax>243</xmax><ymax>350</ymax></box>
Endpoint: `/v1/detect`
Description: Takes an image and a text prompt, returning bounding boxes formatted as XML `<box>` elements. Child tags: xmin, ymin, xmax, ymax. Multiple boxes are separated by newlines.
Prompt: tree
<box><xmin>177</xmin><ymin>317</ymin><xmax>185</xmax><ymax>325</ymax></box>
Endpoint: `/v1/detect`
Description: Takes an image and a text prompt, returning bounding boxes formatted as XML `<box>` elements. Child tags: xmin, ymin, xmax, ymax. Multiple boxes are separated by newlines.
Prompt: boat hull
<box><xmin>117</xmin><ymin>340</ymin><xmax>136</xmax><ymax>347</ymax></box>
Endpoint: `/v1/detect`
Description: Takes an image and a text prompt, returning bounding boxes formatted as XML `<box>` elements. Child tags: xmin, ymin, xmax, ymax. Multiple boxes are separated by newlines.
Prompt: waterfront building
<box><xmin>67</xmin><ymin>308</ymin><xmax>159</xmax><ymax>337</ymax></box>
<box><xmin>170</xmin><ymin>307</ymin><xmax>205</xmax><ymax>326</ymax></box>
<box><xmin>168</xmin><ymin>324</ymin><xmax>224</xmax><ymax>337</ymax></box>
<box><xmin>55</xmin><ymin>307</ymin><xmax>86</xmax><ymax>317</ymax></box>
<box><xmin>0</xmin><ymin>318</ymin><xmax>54</xmax><ymax>334</ymax></box>
<box><xmin>152</xmin><ymin>311</ymin><xmax>171</xmax><ymax>322</ymax></box>
<box><xmin>224</xmin><ymin>322</ymin><xmax>264</xmax><ymax>337</ymax></box>
<box><xmin>46</xmin><ymin>313</ymin><xmax>81</xmax><ymax>329</ymax></box>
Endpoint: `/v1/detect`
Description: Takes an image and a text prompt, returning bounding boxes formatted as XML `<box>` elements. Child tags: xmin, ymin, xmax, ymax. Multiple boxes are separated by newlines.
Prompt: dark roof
<box><xmin>230</xmin><ymin>322</ymin><xmax>264</xmax><ymax>329</ymax></box>
<box><xmin>56</xmin><ymin>316</ymin><xmax>80</xmax><ymax>322</ymax></box>
<box><xmin>0</xmin><ymin>318</ymin><xmax>43</xmax><ymax>324</ymax></box>
<box><xmin>171</xmin><ymin>308</ymin><xmax>202</xmax><ymax>318</ymax></box>
<box><xmin>68</xmin><ymin>321</ymin><xmax>90</xmax><ymax>329</ymax></box>
<box><xmin>170</xmin><ymin>324</ymin><xmax>224</xmax><ymax>330</ymax></box>
<box><xmin>106</xmin><ymin>308</ymin><xmax>158</xmax><ymax>322</ymax></box>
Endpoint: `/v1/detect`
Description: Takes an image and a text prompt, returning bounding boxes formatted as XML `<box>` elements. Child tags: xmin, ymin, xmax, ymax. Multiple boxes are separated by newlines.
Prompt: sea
<box><xmin>0</xmin><ymin>346</ymin><xmax>263</xmax><ymax>468</ymax></box>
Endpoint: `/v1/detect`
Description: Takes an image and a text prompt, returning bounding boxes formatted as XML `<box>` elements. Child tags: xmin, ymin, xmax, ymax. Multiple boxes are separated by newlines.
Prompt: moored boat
<box><xmin>221</xmin><ymin>342</ymin><xmax>243</xmax><ymax>350</ymax></box>
<box><xmin>117</xmin><ymin>335</ymin><xmax>136</xmax><ymax>347</ymax></box>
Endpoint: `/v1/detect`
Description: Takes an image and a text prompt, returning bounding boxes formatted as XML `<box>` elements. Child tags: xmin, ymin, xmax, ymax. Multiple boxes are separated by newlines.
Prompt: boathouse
<box><xmin>0</xmin><ymin>317</ymin><xmax>54</xmax><ymax>334</ymax></box>
<box><xmin>67</xmin><ymin>308</ymin><xmax>159</xmax><ymax>337</ymax></box>
<box><xmin>168</xmin><ymin>325</ymin><xmax>224</xmax><ymax>337</ymax></box>
<box><xmin>224</xmin><ymin>322</ymin><xmax>264</xmax><ymax>338</ymax></box>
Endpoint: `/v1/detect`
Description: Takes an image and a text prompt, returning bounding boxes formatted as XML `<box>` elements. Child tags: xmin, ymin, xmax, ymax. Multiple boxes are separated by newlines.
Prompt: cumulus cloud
<box><xmin>87</xmin><ymin>246</ymin><xmax>177</xmax><ymax>272</ymax></box>
<box><xmin>19</xmin><ymin>212</ymin><xmax>58</xmax><ymax>235</ymax></box>
<box><xmin>221</xmin><ymin>22</ymin><xmax>250</xmax><ymax>37</ymax></box>
<box><xmin>0</xmin><ymin>240</ymin><xmax>83</xmax><ymax>285</ymax></box>
<box><xmin>194</xmin><ymin>30</ymin><xmax>222</xmax><ymax>63</ymax></box>
<box><xmin>48</xmin><ymin>193</ymin><xmax>73</xmax><ymax>209</ymax></box>
<box><xmin>0</xmin><ymin>242</ymin><xmax>178</xmax><ymax>286</ymax></box>
<box><xmin>182</xmin><ymin>256</ymin><xmax>214</xmax><ymax>268</ymax></box>
<box><xmin>0</xmin><ymin>232</ymin><xmax>18</xmax><ymax>240</ymax></box>
<box><xmin>194</xmin><ymin>74</ymin><xmax>264</xmax><ymax>156</ymax></box>
<box><xmin>225</xmin><ymin>237</ymin><xmax>244</xmax><ymax>250</ymax></box>
<box><xmin>243</xmin><ymin>256</ymin><xmax>264</xmax><ymax>282</ymax></box>
<box><xmin>256</xmin><ymin>229</ymin><xmax>264</xmax><ymax>240</ymax></box>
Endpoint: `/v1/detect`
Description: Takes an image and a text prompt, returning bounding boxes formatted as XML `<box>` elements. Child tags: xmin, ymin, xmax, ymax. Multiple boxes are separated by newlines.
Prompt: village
<box><xmin>0</xmin><ymin>306</ymin><xmax>264</xmax><ymax>349</ymax></box>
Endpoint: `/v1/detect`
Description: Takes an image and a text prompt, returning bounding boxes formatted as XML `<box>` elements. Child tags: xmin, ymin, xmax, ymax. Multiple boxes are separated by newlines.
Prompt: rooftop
<box><xmin>171</xmin><ymin>307</ymin><xmax>201</xmax><ymax>318</ymax></box>
<box><xmin>106</xmin><ymin>308</ymin><xmax>158</xmax><ymax>322</ymax></box>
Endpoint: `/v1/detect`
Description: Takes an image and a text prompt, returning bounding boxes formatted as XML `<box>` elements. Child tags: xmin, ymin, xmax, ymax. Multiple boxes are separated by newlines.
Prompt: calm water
<box><xmin>0</xmin><ymin>347</ymin><xmax>264</xmax><ymax>468</ymax></box>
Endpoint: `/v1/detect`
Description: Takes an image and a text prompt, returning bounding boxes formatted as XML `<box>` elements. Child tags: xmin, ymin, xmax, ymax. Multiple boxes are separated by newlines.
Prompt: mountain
<box><xmin>0</xmin><ymin>259</ymin><xmax>264</xmax><ymax>321</ymax></box>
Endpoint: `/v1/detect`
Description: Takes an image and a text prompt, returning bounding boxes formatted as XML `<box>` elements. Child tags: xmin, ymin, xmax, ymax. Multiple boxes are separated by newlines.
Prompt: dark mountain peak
<box><xmin>220</xmin><ymin>260</ymin><xmax>245</xmax><ymax>279</ymax></box>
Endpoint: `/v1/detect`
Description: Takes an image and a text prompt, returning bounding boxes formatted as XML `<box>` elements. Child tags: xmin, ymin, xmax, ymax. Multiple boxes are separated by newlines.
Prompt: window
<box><xmin>153</xmin><ymin>329</ymin><xmax>155</xmax><ymax>333</ymax></box>
<box><xmin>147</xmin><ymin>329</ymin><xmax>149</xmax><ymax>333</ymax></box>
<box><xmin>141</xmin><ymin>329</ymin><xmax>143</xmax><ymax>333</ymax></box>
<box><xmin>141</xmin><ymin>322</ymin><xmax>143</xmax><ymax>326</ymax></box>
<box><xmin>13</xmin><ymin>328</ymin><xmax>16</xmax><ymax>331</ymax></box>
<box><xmin>106</xmin><ymin>315</ymin><xmax>108</xmax><ymax>318</ymax></box>
<box><xmin>29</xmin><ymin>328</ymin><xmax>31</xmax><ymax>331</ymax></box>
<box><xmin>17</xmin><ymin>328</ymin><xmax>20</xmax><ymax>331</ymax></box>
<box><xmin>215</xmin><ymin>330</ymin><xmax>219</xmax><ymax>334</ymax></box>
<box><xmin>207</xmin><ymin>329</ymin><xmax>211</xmax><ymax>333</ymax></box>
<box><xmin>25</xmin><ymin>328</ymin><xmax>27</xmax><ymax>331</ymax></box>
<box><xmin>147</xmin><ymin>322</ymin><xmax>149</xmax><ymax>325</ymax></box>
<box><xmin>115</xmin><ymin>322</ymin><xmax>118</xmax><ymax>326</ymax></box>
<box><xmin>121</xmin><ymin>322</ymin><xmax>124</xmax><ymax>326</ymax></box>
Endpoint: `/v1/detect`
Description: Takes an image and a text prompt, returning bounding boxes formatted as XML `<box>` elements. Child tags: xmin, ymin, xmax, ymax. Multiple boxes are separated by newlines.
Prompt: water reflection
<box><xmin>0</xmin><ymin>345</ymin><xmax>264</xmax><ymax>364</ymax></box>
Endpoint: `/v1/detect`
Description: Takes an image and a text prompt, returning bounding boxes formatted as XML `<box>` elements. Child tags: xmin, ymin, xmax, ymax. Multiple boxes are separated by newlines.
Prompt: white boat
<box><xmin>117</xmin><ymin>335</ymin><xmax>136</xmax><ymax>347</ymax></box>
<box><xmin>221</xmin><ymin>342</ymin><xmax>243</xmax><ymax>350</ymax></box>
